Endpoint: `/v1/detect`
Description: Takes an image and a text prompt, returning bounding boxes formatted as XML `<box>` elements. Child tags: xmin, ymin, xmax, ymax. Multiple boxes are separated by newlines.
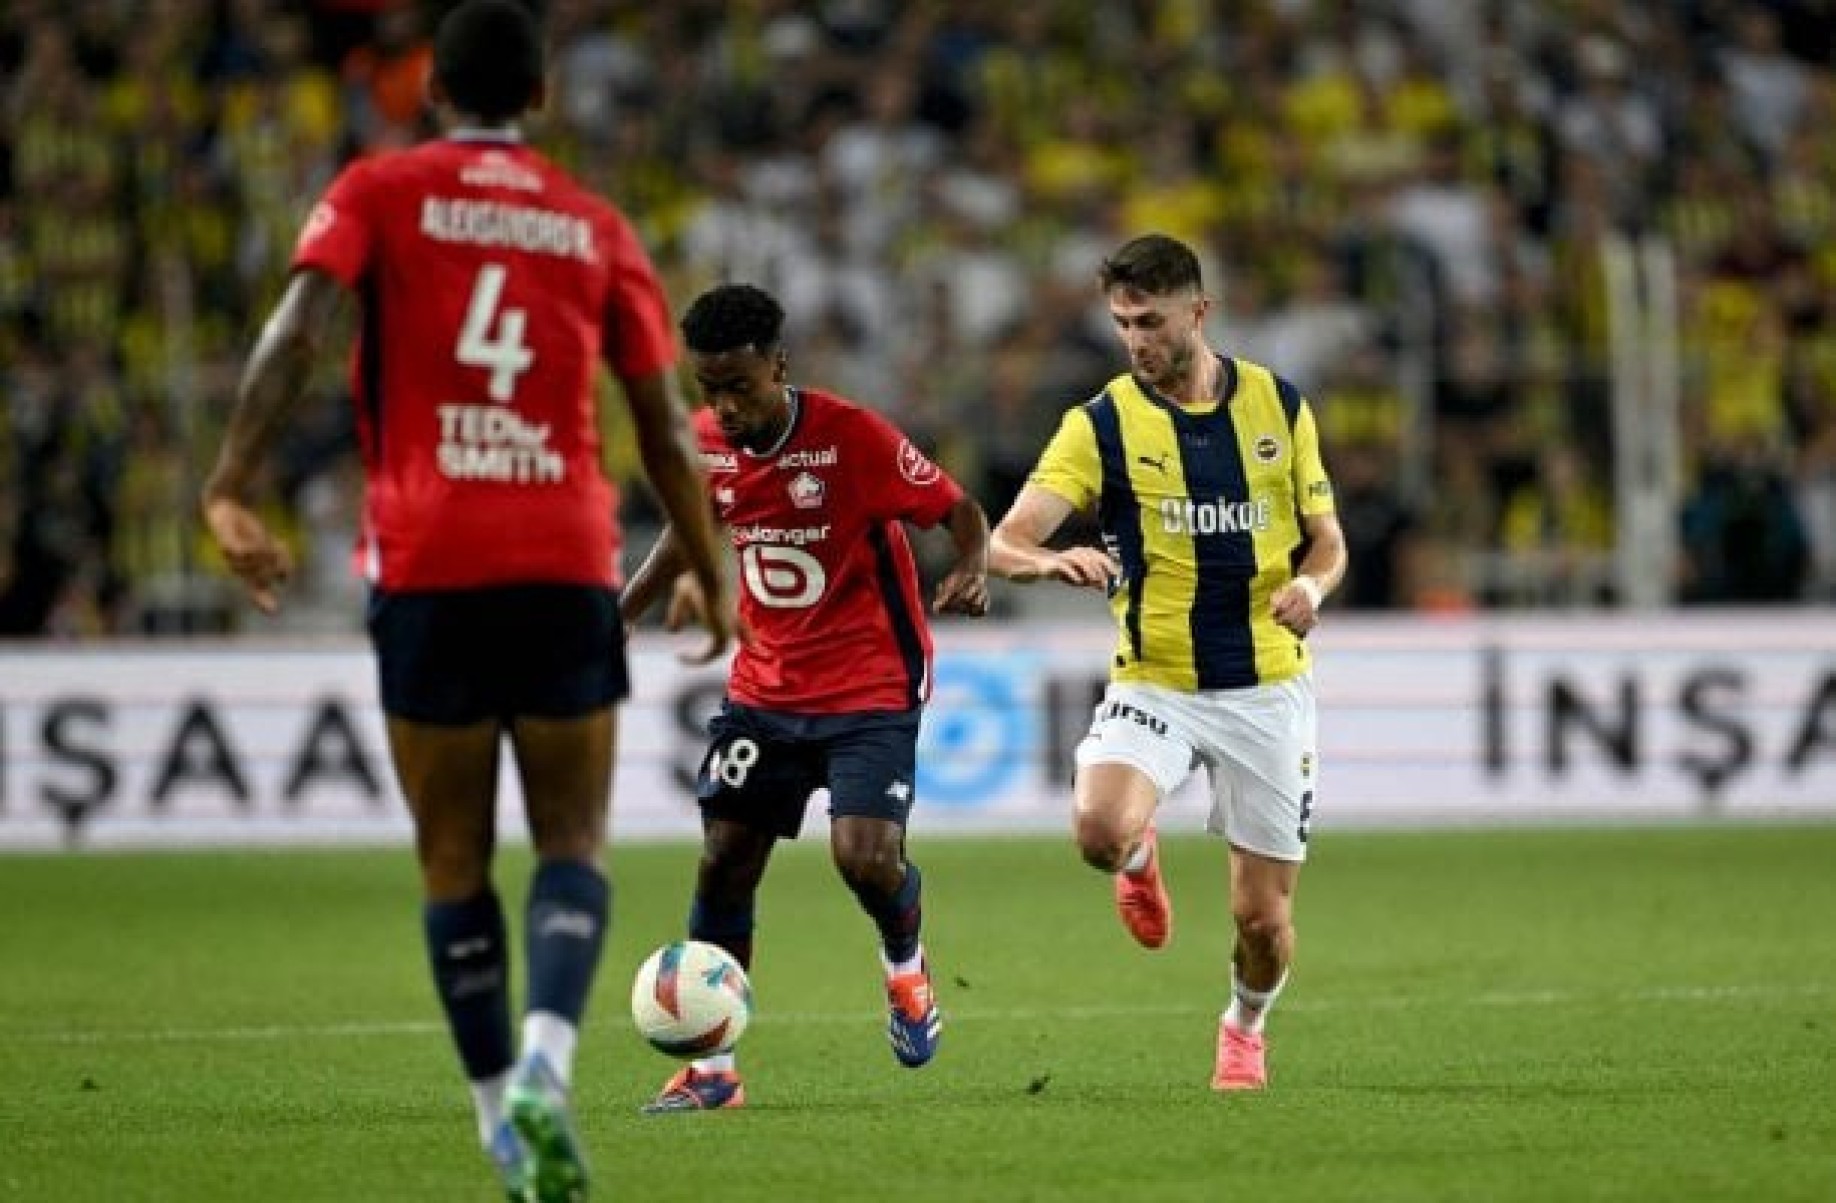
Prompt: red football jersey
<box><xmin>696</xmin><ymin>388</ymin><xmax>965</xmax><ymax>714</ymax></box>
<box><xmin>293</xmin><ymin>133</ymin><xmax>676</xmax><ymax>590</ymax></box>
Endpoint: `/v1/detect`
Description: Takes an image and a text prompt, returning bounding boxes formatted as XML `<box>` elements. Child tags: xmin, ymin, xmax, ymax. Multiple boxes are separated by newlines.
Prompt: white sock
<box><xmin>690</xmin><ymin>1051</ymin><xmax>737</xmax><ymax>1074</ymax></box>
<box><xmin>470</xmin><ymin>1070</ymin><xmax>509</xmax><ymax>1149</ymax></box>
<box><xmin>881</xmin><ymin>943</ymin><xmax>926</xmax><ymax>978</ymax></box>
<box><xmin>521</xmin><ymin>1010</ymin><xmax>578</xmax><ymax>1085</ymax></box>
<box><xmin>1224</xmin><ymin>967</ymin><xmax>1289</xmax><ymax>1035</ymax></box>
<box><xmin>1120</xmin><ymin>839</ymin><xmax>1152</xmax><ymax>876</ymax></box>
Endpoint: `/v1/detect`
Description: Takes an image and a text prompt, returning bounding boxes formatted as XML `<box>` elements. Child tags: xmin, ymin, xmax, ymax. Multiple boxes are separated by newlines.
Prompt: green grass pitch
<box><xmin>2</xmin><ymin>826</ymin><xmax>1833</xmax><ymax>1201</ymax></box>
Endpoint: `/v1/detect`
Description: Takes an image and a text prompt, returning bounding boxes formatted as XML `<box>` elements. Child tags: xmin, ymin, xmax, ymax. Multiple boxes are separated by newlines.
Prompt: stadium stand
<box><xmin>1</xmin><ymin>0</ymin><xmax>1833</xmax><ymax>634</ymax></box>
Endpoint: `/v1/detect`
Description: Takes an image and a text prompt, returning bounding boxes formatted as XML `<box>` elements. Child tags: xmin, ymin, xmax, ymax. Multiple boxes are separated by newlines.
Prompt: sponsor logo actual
<box><xmin>777</xmin><ymin>447</ymin><xmax>837</xmax><ymax>469</ymax></box>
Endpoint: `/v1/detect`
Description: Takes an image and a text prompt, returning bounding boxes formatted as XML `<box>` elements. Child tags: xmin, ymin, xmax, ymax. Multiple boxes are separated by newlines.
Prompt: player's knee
<box><xmin>696</xmin><ymin>847</ymin><xmax>759</xmax><ymax>901</ymax></box>
<box><xmin>1073</xmin><ymin>809</ymin><xmax>1133</xmax><ymax>873</ymax></box>
<box><xmin>835</xmin><ymin>839</ymin><xmax>903</xmax><ymax>894</ymax></box>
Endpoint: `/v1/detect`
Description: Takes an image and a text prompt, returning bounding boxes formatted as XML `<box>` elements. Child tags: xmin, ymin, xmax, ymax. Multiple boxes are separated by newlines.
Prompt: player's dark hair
<box><xmin>434</xmin><ymin>0</ymin><xmax>544</xmax><ymax>124</ymax></box>
<box><xmin>1099</xmin><ymin>234</ymin><xmax>1204</xmax><ymax>295</ymax></box>
<box><xmin>681</xmin><ymin>284</ymin><xmax>786</xmax><ymax>356</ymax></box>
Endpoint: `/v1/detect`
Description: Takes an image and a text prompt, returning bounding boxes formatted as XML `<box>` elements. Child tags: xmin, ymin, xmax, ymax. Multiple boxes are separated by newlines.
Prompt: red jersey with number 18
<box><xmin>293</xmin><ymin>134</ymin><xmax>676</xmax><ymax>590</ymax></box>
<box><xmin>696</xmin><ymin>388</ymin><xmax>964</xmax><ymax>714</ymax></box>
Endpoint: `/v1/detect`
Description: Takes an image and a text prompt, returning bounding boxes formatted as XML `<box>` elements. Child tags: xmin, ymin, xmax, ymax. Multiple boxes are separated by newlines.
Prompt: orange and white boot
<box><xmin>1114</xmin><ymin>826</ymin><xmax>1172</xmax><ymax>949</ymax></box>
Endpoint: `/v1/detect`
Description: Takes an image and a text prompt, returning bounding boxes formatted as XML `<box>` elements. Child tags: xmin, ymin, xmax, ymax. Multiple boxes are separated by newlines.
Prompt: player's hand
<box><xmin>1270</xmin><ymin>575</ymin><xmax>1323</xmax><ymax>637</ymax></box>
<box><xmin>668</xmin><ymin>574</ymin><xmax>743</xmax><ymax>665</ymax></box>
<box><xmin>1050</xmin><ymin>547</ymin><xmax>1120</xmax><ymax>590</ymax></box>
<box><xmin>932</xmin><ymin>560</ymin><xmax>989</xmax><ymax>617</ymax></box>
<box><xmin>663</xmin><ymin>573</ymin><xmax>707</xmax><ymax>632</ymax></box>
<box><xmin>202</xmin><ymin>494</ymin><xmax>292</xmax><ymax>615</ymax></box>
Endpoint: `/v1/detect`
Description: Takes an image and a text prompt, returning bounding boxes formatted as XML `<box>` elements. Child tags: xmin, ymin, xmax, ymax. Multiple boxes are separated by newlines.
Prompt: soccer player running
<box><xmin>621</xmin><ymin>283</ymin><xmax>990</xmax><ymax>1112</ymax></box>
<box><xmin>201</xmin><ymin>3</ymin><xmax>730</xmax><ymax>1199</ymax></box>
<box><xmin>987</xmin><ymin>234</ymin><xmax>1346</xmax><ymax>1091</ymax></box>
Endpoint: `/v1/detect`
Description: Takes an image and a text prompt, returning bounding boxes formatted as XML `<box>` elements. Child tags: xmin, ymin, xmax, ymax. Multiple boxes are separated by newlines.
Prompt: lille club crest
<box><xmin>788</xmin><ymin>471</ymin><xmax>825</xmax><ymax>509</ymax></box>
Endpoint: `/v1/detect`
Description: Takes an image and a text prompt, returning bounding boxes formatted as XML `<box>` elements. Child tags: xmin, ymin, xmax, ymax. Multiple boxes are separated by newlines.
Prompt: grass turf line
<box><xmin>1</xmin><ymin>826</ymin><xmax>1832</xmax><ymax>1202</ymax></box>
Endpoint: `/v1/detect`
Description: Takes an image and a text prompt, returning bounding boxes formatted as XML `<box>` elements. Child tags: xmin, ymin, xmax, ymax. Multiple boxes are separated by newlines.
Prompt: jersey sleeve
<box><xmin>1028</xmin><ymin>407</ymin><xmax>1102</xmax><ymax>511</ymax></box>
<box><xmin>1292</xmin><ymin>400</ymin><xmax>1336</xmax><ymax>516</ymax></box>
<box><xmin>598</xmin><ymin>207</ymin><xmax>677</xmax><ymax>381</ymax></box>
<box><xmin>855</xmin><ymin>409</ymin><xmax>963</xmax><ymax>528</ymax></box>
<box><xmin>291</xmin><ymin>159</ymin><xmax>378</xmax><ymax>287</ymax></box>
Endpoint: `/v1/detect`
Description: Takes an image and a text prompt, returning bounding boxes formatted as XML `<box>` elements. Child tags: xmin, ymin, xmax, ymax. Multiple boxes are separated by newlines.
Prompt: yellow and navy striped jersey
<box><xmin>1030</xmin><ymin>357</ymin><xmax>1335</xmax><ymax>691</ymax></box>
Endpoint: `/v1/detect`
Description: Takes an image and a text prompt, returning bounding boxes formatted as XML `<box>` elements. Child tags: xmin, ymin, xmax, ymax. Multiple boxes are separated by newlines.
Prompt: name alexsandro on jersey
<box><xmin>420</xmin><ymin>197</ymin><xmax>598</xmax><ymax>264</ymax></box>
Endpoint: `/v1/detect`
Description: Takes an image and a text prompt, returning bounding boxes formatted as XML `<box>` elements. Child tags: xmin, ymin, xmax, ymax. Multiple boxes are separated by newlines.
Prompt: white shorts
<box><xmin>1074</xmin><ymin>678</ymin><xmax>1318</xmax><ymax>862</ymax></box>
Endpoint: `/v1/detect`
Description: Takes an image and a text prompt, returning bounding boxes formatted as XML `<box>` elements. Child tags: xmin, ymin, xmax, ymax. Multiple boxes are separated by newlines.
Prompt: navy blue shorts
<box><xmin>696</xmin><ymin>701</ymin><xmax>921</xmax><ymax>838</ymax></box>
<box><xmin>366</xmin><ymin>584</ymin><xmax>629</xmax><ymax>725</ymax></box>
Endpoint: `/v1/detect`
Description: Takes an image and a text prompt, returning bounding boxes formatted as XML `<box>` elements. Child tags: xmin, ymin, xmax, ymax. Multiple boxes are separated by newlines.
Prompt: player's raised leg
<box><xmin>1074</xmin><ymin>762</ymin><xmax>1173</xmax><ymax>949</ymax></box>
<box><xmin>1072</xmin><ymin>688</ymin><xmax>1194</xmax><ymax>950</ymax></box>
<box><xmin>1214</xmin><ymin>847</ymin><xmax>1298</xmax><ymax>1091</ymax></box>
<box><xmin>506</xmin><ymin>708</ymin><xmax>617</xmax><ymax>1202</ymax></box>
<box><xmin>386</xmin><ymin>716</ymin><xmax>530</xmax><ymax>1199</ymax></box>
<box><xmin>643</xmin><ymin>816</ymin><xmax>772</xmax><ymax>1113</ymax></box>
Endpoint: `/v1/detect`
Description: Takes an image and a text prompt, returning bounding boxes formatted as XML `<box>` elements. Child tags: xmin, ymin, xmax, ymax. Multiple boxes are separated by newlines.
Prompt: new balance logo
<box><xmin>1136</xmin><ymin>452</ymin><xmax>1171</xmax><ymax>474</ymax></box>
<box><xmin>538</xmin><ymin>910</ymin><xmax>599</xmax><ymax>940</ymax></box>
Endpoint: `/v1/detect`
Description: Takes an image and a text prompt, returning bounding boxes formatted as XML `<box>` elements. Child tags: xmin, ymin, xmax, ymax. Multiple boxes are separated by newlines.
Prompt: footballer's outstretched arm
<box><xmin>203</xmin><ymin>268</ymin><xmax>349</xmax><ymax>613</ymax></box>
<box><xmin>989</xmin><ymin>484</ymin><xmax>1117</xmax><ymax>589</ymax></box>
<box><xmin>620</xmin><ymin>523</ymin><xmax>687</xmax><ymax>624</ymax></box>
<box><xmin>931</xmin><ymin>494</ymin><xmax>991</xmax><ymax>616</ymax></box>
<box><xmin>622</xmin><ymin>370</ymin><xmax>733</xmax><ymax>664</ymax></box>
<box><xmin>621</xmin><ymin>521</ymin><xmax>728</xmax><ymax>650</ymax></box>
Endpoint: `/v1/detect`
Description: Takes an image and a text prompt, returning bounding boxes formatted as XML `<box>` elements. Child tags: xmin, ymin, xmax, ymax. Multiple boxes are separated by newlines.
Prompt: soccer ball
<box><xmin>630</xmin><ymin>940</ymin><xmax>753</xmax><ymax>1058</ymax></box>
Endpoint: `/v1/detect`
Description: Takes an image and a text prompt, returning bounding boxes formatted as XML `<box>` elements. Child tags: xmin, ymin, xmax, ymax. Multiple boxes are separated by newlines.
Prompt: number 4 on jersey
<box><xmin>456</xmin><ymin>263</ymin><xmax>534</xmax><ymax>402</ymax></box>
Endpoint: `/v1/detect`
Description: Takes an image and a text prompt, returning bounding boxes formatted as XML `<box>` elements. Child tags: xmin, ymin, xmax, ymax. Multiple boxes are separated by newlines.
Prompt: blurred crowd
<box><xmin>1</xmin><ymin>0</ymin><xmax>1834</xmax><ymax>636</ymax></box>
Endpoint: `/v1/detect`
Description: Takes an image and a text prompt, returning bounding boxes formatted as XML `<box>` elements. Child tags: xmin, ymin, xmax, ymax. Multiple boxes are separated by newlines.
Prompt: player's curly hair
<box><xmin>434</xmin><ymin>0</ymin><xmax>544</xmax><ymax>124</ymax></box>
<box><xmin>681</xmin><ymin>284</ymin><xmax>786</xmax><ymax>356</ymax></box>
<box><xmin>1099</xmin><ymin>234</ymin><xmax>1204</xmax><ymax>296</ymax></box>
